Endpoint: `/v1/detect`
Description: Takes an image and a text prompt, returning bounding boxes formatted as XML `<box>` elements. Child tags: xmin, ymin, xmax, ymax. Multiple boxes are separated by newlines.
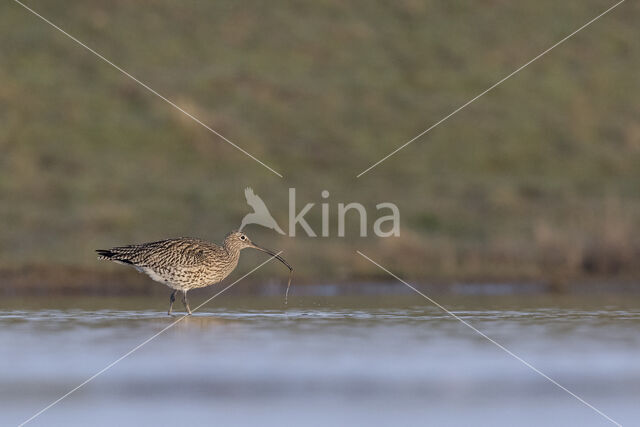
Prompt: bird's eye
<box><xmin>240</xmin><ymin>235</ymin><xmax>246</xmax><ymax>240</ymax></box>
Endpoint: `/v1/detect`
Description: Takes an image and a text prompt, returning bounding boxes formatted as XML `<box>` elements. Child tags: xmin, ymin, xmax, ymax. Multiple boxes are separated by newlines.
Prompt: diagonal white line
<box><xmin>18</xmin><ymin>252</ymin><xmax>285</xmax><ymax>427</ymax></box>
<box><xmin>356</xmin><ymin>0</ymin><xmax>626</xmax><ymax>177</ymax></box>
<box><xmin>356</xmin><ymin>250</ymin><xmax>622</xmax><ymax>426</ymax></box>
<box><xmin>13</xmin><ymin>0</ymin><xmax>283</xmax><ymax>178</ymax></box>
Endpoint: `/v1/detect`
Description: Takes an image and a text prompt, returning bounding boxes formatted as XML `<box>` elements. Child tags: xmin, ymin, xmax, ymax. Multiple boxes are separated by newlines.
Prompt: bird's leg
<box><xmin>182</xmin><ymin>290</ymin><xmax>192</xmax><ymax>315</ymax></box>
<box><xmin>168</xmin><ymin>290</ymin><xmax>177</xmax><ymax>316</ymax></box>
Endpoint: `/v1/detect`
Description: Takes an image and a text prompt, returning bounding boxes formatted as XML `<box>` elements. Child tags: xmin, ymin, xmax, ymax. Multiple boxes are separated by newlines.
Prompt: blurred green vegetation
<box><xmin>1</xmin><ymin>0</ymin><xmax>639</xmax><ymax>288</ymax></box>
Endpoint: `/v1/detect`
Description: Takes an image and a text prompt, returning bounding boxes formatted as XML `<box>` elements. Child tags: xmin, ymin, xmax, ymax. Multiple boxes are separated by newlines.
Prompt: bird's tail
<box><xmin>96</xmin><ymin>249</ymin><xmax>114</xmax><ymax>260</ymax></box>
<box><xmin>96</xmin><ymin>249</ymin><xmax>135</xmax><ymax>265</ymax></box>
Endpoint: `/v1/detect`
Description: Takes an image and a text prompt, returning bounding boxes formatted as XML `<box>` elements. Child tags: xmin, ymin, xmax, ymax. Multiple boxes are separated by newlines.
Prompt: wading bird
<box><xmin>97</xmin><ymin>231</ymin><xmax>292</xmax><ymax>315</ymax></box>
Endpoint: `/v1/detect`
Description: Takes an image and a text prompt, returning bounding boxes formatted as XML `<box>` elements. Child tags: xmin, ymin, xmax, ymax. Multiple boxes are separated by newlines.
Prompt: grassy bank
<box><xmin>1</xmin><ymin>0</ymin><xmax>639</xmax><ymax>287</ymax></box>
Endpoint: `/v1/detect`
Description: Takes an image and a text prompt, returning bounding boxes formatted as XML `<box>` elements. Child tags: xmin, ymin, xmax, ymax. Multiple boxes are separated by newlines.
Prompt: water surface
<box><xmin>1</xmin><ymin>293</ymin><xmax>639</xmax><ymax>426</ymax></box>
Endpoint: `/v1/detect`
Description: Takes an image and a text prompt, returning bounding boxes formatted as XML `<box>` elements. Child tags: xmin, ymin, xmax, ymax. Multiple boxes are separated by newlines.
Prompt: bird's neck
<box><xmin>224</xmin><ymin>243</ymin><xmax>242</xmax><ymax>262</ymax></box>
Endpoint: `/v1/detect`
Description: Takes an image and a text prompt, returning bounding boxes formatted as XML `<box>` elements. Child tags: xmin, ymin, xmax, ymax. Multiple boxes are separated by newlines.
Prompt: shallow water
<box><xmin>1</xmin><ymin>292</ymin><xmax>639</xmax><ymax>426</ymax></box>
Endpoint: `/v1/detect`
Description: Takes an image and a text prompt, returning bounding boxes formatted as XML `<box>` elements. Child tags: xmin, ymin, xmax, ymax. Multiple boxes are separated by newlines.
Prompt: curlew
<box><xmin>96</xmin><ymin>231</ymin><xmax>292</xmax><ymax>315</ymax></box>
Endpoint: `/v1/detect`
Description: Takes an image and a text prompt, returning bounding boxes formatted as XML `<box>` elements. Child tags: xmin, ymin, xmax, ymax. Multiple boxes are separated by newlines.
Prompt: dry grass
<box><xmin>1</xmin><ymin>0</ymin><xmax>639</xmax><ymax>290</ymax></box>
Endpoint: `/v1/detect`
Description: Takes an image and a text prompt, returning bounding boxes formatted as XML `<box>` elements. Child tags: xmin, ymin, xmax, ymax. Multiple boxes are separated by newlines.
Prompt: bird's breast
<box><xmin>203</xmin><ymin>256</ymin><xmax>239</xmax><ymax>285</ymax></box>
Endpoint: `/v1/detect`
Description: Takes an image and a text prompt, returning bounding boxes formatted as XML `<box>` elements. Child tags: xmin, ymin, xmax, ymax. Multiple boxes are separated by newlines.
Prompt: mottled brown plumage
<box><xmin>97</xmin><ymin>231</ymin><xmax>292</xmax><ymax>315</ymax></box>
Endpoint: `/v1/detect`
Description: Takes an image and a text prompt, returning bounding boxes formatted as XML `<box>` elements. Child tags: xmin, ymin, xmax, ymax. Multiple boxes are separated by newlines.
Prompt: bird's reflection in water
<box><xmin>171</xmin><ymin>314</ymin><xmax>230</xmax><ymax>332</ymax></box>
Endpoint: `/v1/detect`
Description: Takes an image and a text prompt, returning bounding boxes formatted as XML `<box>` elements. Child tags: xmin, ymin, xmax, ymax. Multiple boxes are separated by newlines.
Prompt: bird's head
<box><xmin>224</xmin><ymin>231</ymin><xmax>293</xmax><ymax>272</ymax></box>
<box><xmin>224</xmin><ymin>230</ymin><xmax>256</xmax><ymax>251</ymax></box>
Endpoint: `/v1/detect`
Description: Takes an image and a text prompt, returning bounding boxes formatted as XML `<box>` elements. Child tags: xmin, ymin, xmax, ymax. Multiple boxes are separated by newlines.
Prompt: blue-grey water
<box><xmin>1</xmin><ymin>292</ymin><xmax>639</xmax><ymax>426</ymax></box>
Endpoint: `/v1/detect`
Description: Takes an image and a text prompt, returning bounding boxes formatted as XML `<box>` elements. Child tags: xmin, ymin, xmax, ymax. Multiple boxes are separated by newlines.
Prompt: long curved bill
<box><xmin>250</xmin><ymin>242</ymin><xmax>294</xmax><ymax>304</ymax></box>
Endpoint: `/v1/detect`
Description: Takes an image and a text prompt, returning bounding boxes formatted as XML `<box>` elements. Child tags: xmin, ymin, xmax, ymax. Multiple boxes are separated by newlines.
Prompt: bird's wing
<box><xmin>164</xmin><ymin>239</ymin><xmax>210</xmax><ymax>267</ymax></box>
<box><xmin>244</xmin><ymin>187</ymin><xmax>270</xmax><ymax>213</ymax></box>
<box><xmin>103</xmin><ymin>238</ymin><xmax>209</xmax><ymax>268</ymax></box>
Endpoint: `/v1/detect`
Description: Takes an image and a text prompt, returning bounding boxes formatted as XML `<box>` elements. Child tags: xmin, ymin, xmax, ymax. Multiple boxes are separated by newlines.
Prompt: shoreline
<box><xmin>1</xmin><ymin>265</ymin><xmax>639</xmax><ymax>296</ymax></box>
